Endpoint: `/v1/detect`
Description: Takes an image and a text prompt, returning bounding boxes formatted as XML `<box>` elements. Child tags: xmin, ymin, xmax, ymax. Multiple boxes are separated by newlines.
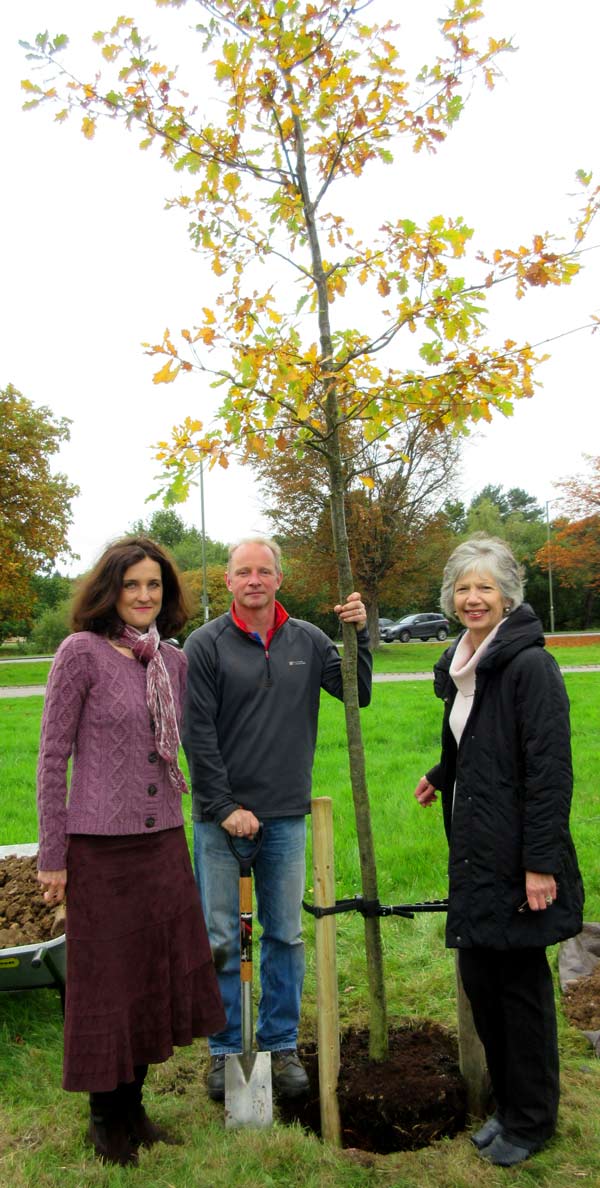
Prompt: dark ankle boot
<box><xmin>129</xmin><ymin>1104</ymin><xmax>179</xmax><ymax>1147</ymax></box>
<box><xmin>120</xmin><ymin>1064</ymin><xmax>179</xmax><ymax>1148</ymax></box>
<box><xmin>87</xmin><ymin>1090</ymin><xmax>138</xmax><ymax>1167</ymax></box>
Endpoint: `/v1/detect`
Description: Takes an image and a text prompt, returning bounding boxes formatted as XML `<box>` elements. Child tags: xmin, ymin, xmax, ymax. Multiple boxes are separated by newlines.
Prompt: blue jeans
<box><xmin>194</xmin><ymin>817</ymin><xmax>306</xmax><ymax>1056</ymax></box>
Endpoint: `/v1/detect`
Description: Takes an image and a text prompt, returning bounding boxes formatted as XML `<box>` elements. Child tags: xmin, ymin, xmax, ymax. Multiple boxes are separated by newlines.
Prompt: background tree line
<box><xmin>6</xmin><ymin>433</ymin><xmax>600</xmax><ymax>654</ymax></box>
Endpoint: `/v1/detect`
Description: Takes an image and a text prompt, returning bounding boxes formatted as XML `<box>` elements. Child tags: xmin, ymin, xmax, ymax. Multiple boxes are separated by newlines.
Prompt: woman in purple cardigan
<box><xmin>36</xmin><ymin>537</ymin><xmax>225</xmax><ymax>1167</ymax></box>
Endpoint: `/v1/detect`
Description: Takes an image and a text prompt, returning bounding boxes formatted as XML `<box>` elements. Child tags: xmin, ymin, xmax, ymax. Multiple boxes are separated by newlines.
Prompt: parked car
<box><xmin>378</xmin><ymin>617</ymin><xmax>395</xmax><ymax>633</ymax></box>
<box><xmin>381</xmin><ymin>612</ymin><xmax>450</xmax><ymax>643</ymax></box>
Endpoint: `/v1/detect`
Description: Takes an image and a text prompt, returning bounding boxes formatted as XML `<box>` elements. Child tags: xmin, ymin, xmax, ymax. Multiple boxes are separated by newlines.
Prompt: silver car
<box><xmin>381</xmin><ymin>613</ymin><xmax>450</xmax><ymax>643</ymax></box>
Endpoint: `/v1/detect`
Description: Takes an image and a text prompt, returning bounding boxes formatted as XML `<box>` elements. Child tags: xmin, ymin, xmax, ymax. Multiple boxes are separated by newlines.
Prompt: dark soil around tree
<box><xmin>0</xmin><ymin>855</ymin><xmax>64</xmax><ymax>948</ymax></box>
<box><xmin>278</xmin><ymin>1022</ymin><xmax>469</xmax><ymax>1154</ymax></box>
<box><xmin>563</xmin><ymin>963</ymin><xmax>600</xmax><ymax>1030</ymax></box>
<box><xmin>279</xmin><ymin>981</ymin><xmax>600</xmax><ymax>1155</ymax></box>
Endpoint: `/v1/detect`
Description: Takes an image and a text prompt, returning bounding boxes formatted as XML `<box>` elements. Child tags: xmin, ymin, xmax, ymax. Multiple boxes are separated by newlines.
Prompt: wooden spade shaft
<box><xmin>239</xmin><ymin>873</ymin><xmax>253</xmax><ymax>1054</ymax></box>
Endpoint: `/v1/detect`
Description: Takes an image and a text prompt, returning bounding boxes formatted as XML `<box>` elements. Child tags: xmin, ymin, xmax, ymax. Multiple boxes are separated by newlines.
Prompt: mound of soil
<box><xmin>278</xmin><ymin>1021</ymin><xmax>468</xmax><ymax>1154</ymax></box>
<box><xmin>563</xmin><ymin>964</ymin><xmax>600</xmax><ymax>1030</ymax></box>
<box><xmin>0</xmin><ymin>855</ymin><xmax>65</xmax><ymax>948</ymax></box>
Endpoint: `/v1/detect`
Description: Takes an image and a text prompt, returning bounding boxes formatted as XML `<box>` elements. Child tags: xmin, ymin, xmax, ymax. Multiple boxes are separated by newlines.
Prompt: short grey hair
<box><xmin>440</xmin><ymin>534</ymin><xmax>525</xmax><ymax>620</ymax></box>
<box><xmin>227</xmin><ymin>535</ymin><xmax>283</xmax><ymax>575</ymax></box>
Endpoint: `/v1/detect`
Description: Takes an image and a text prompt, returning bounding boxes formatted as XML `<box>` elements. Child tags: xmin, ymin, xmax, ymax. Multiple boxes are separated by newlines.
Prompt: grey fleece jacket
<box><xmin>183</xmin><ymin>611</ymin><xmax>372</xmax><ymax>824</ymax></box>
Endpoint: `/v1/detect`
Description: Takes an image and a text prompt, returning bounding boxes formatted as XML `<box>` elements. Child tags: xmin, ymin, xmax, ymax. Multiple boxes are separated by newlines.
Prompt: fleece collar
<box><xmin>231</xmin><ymin>599</ymin><xmax>289</xmax><ymax>648</ymax></box>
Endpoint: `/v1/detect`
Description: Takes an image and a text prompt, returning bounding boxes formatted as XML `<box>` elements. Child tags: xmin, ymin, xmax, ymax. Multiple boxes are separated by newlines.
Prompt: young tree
<box><xmin>22</xmin><ymin>1</ymin><xmax>599</xmax><ymax>1058</ymax></box>
<box><xmin>0</xmin><ymin>384</ymin><xmax>78</xmax><ymax>641</ymax></box>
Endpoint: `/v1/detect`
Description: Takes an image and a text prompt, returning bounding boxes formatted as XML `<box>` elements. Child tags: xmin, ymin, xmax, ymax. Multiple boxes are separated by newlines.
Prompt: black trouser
<box><xmin>458</xmin><ymin>947</ymin><xmax>559</xmax><ymax>1147</ymax></box>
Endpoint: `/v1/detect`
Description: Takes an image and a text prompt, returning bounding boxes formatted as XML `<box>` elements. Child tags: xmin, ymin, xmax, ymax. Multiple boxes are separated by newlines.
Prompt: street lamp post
<box><xmin>545</xmin><ymin>500</ymin><xmax>555</xmax><ymax>634</ymax></box>
<box><xmin>199</xmin><ymin>461</ymin><xmax>210</xmax><ymax>622</ymax></box>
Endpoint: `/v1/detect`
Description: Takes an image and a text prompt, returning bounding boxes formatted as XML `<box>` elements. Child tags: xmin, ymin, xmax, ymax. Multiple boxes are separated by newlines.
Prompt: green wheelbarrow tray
<box><xmin>0</xmin><ymin>843</ymin><xmax>66</xmax><ymax>1003</ymax></box>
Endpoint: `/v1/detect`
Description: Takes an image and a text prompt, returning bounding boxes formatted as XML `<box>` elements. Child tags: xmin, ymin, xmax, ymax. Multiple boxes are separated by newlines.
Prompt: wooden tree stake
<box><xmin>311</xmin><ymin>797</ymin><xmax>342</xmax><ymax>1146</ymax></box>
<box><xmin>454</xmin><ymin>953</ymin><xmax>491</xmax><ymax>1118</ymax></box>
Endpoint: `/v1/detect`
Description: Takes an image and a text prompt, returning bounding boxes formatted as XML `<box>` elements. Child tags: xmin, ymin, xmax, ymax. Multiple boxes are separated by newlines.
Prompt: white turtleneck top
<box><xmin>448</xmin><ymin>620</ymin><xmax>503</xmax><ymax>747</ymax></box>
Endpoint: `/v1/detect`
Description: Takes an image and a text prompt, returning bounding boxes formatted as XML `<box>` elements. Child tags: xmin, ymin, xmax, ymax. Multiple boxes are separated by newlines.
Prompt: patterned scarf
<box><xmin>117</xmin><ymin>622</ymin><xmax>188</xmax><ymax>796</ymax></box>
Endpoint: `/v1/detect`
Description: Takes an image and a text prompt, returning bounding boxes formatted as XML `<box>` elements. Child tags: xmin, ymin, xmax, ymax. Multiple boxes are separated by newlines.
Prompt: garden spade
<box><xmin>224</xmin><ymin>829</ymin><xmax>272</xmax><ymax>1129</ymax></box>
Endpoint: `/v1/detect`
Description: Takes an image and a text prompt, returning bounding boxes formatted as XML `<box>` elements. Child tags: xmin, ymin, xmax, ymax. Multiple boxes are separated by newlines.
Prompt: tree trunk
<box><xmin>291</xmin><ymin>94</ymin><xmax>388</xmax><ymax>1060</ymax></box>
<box><xmin>328</xmin><ymin>452</ymin><xmax>388</xmax><ymax>1061</ymax></box>
<box><xmin>366</xmin><ymin>602</ymin><xmax>382</xmax><ymax>651</ymax></box>
<box><xmin>583</xmin><ymin>583</ymin><xmax>595</xmax><ymax>628</ymax></box>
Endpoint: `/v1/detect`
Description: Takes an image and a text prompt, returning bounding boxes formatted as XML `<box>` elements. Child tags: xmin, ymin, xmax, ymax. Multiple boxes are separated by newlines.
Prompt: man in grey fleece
<box><xmin>183</xmin><ymin>535</ymin><xmax>372</xmax><ymax>1101</ymax></box>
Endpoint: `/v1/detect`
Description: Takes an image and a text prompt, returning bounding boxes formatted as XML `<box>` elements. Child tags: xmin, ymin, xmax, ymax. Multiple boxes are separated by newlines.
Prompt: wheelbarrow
<box><xmin>0</xmin><ymin>843</ymin><xmax>66</xmax><ymax>1012</ymax></box>
<box><xmin>223</xmin><ymin>828</ymin><xmax>272</xmax><ymax>1129</ymax></box>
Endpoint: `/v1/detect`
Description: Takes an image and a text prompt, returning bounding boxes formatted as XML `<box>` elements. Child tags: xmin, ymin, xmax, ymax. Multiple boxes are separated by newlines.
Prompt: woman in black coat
<box><xmin>414</xmin><ymin>535</ymin><xmax>583</xmax><ymax>1168</ymax></box>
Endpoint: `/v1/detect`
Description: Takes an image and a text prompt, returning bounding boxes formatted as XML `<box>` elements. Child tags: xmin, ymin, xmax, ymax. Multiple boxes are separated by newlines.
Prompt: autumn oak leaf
<box><xmin>153</xmin><ymin>360</ymin><xmax>180</xmax><ymax>384</ymax></box>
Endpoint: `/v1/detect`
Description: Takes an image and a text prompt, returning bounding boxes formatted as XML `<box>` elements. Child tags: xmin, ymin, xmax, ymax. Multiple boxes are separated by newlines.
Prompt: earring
<box><xmin>504</xmin><ymin>606</ymin><xmax>511</xmax><ymax>613</ymax></box>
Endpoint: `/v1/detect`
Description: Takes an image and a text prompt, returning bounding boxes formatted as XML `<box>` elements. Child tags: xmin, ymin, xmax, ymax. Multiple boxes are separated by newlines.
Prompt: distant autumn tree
<box><xmin>22</xmin><ymin>0</ymin><xmax>599</xmax><ymax>1059</ymax></box>
<box><xmin>181</xmin><ymin>563</ymin><xmax>231</xmax><ymax>632</ymax></box>
<box><xmin>0</xmin><ymin>384</ymin><xmax>78</xmax><ymax>640</ymax></box>
<box><xmin>255</xmin><ymin>418</ymin><xmax>460</xmax><ymax>642</ymax></box>
<box><xmin>553</xmin><ymin>453</ymin><xmax>600</xmax><ymax>519</ymax></box>
<box><xmin>536</xmin><ymin>455</ymin><xmax>600</xmax><ymax>622</ymax></box>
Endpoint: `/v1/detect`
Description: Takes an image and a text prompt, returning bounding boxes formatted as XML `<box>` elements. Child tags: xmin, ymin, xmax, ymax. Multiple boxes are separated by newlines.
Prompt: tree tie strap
<box><xmin>302</xmin><ymin>894</ymin><xmax>448</xmax><ymax>921</ymax></box>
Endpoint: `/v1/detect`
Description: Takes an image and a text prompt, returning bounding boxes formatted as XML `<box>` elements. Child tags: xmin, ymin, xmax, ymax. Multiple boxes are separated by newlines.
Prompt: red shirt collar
<box><xmin>231</xmin><ymin>599</ymin><xmax>289</xmax><ymax>647</ymax></box>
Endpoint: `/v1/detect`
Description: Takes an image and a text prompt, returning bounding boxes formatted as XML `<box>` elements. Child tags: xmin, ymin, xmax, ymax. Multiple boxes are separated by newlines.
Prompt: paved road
<box><xmin>0</xmin><ymin>656</ymin><xmax>53</xmax><ymax>664</ymax></box>
<box><xmin>372</xmin><ymin>665</ymin><xmax>600</xmax><ymax>682</ymax></box>
<box><xmin>2</xmin><ymin>664</ymin><xmax>599</xmax><ymax>699</ymax></box>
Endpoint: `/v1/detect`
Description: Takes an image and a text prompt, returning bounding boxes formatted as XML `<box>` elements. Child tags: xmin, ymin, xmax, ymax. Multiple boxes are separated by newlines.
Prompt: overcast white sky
<box><xmin>1</xmin><ymin>0</ymin><xmax>599</xmax><ymax>574</ymax></box>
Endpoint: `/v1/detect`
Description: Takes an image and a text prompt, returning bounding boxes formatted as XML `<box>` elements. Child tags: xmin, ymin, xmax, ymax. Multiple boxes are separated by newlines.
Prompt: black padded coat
<box><xmin>426</xmin><ymin>603</ymin><xmax>584</xmax><ymax>951</ymax></box>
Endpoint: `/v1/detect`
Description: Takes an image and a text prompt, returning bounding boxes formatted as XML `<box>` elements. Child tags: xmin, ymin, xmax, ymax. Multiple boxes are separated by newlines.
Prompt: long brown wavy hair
<box><xmin>71</xmin><ymin>536</ymin><xmax>190</xmax><ymax>638</ymax></box>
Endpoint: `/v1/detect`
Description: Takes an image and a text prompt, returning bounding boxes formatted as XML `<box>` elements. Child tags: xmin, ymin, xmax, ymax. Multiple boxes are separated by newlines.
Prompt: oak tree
<box><xmin>22</xmin><ymin>0</ymin><xmax>599</xmax><ymax>1057</ymax></box>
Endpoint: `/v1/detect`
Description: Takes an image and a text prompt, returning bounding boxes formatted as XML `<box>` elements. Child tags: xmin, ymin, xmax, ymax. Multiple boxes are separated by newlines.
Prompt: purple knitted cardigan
<box><xmin>37</xmin><ymin>632</ymin><xmax>188</xmax><ymax>871</ymax></box>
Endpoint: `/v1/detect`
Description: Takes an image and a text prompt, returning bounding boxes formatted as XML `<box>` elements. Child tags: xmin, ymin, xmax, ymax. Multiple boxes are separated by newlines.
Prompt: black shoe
<box><xmin>207</xmin><ymin>1054</ymin><xmax>226</xmax><ymax>1101</ymax></box>
<box><xmin>470</xmin><ymin>1114</ymin><xmax>503</xmax><ymax>1150</ymax></box>
<box><xmin>271</xmin><ymin>1049</ymin><xmax>309</xmax><ymax>1098</ymax></box>
<box><xmin>479</xmin><ymin>1134</ymin><xmax>541</xmax><ymax>1166</ymax></box>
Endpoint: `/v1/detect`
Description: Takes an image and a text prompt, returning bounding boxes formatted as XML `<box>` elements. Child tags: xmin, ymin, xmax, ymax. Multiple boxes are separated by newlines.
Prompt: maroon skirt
<box><xmin>63</xmin><ymin>827</ymin><xmax>225</xmax><ymax>1092</ymax></box>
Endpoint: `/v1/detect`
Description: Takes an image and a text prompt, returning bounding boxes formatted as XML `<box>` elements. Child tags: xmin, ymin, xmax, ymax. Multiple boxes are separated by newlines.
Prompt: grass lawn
<box><xmin>1</xmin><ymin>641</ymin><xmax>599</xmax><ymax>687</ymax></box>
<box><xmin>1</xmin><ymin>677</ymin><xmax>599</xmax><ymax>1186</ymax></box>
<box><xmin>0</xmin><ymin>661</ymin><xmax>52</xmax><ymax>686</ymax></box>
<box><xmin>371</xmin><ymin>640</ymin><xmax>600</xmax><ymax>673</ymax></box>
